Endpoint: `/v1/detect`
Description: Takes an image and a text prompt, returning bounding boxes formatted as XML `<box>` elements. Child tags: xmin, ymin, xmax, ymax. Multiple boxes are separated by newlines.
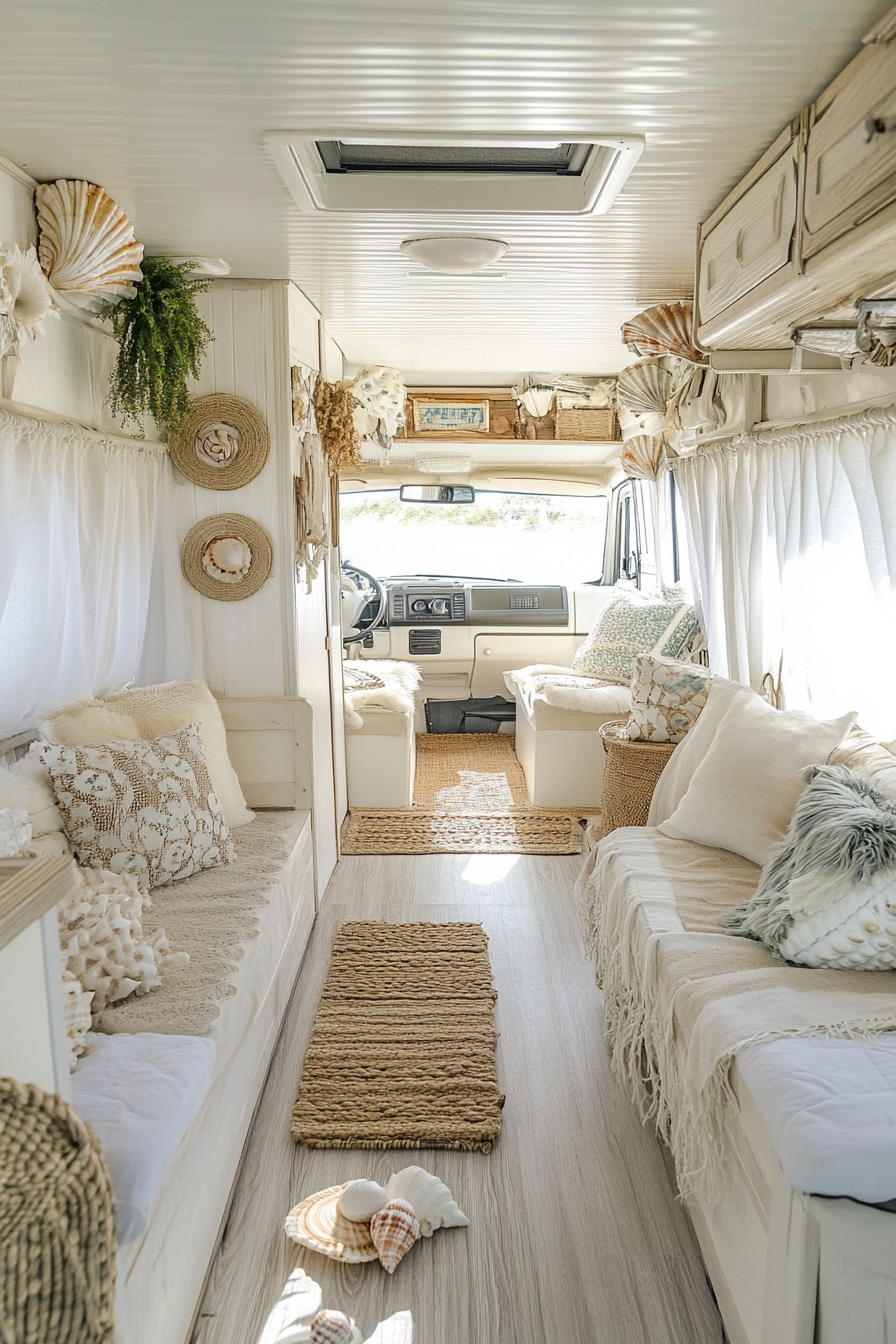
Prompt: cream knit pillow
<box><xmin>658</xmin><ymin>690</ymin><xmax>857</xmax><ymax>866</ymax></box>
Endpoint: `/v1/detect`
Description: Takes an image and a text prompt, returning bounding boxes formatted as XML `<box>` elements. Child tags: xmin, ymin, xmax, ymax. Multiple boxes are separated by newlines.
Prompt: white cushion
<box><xmin>648</xmin><ymin>677</ymin><xmax>745</xmax><ymax>826</ymax></box>
<box><xmin>44</xmin><ymin>680</ymin><xmax>254</xmax><ymax>830</ymax></box>
<box><xmin>0</xmin><ymin>753</ymin><xmax>66</xmax><ymax>836</ymax></box>
<box><xmin>658</xmin><ymin>690</ymin><xmax>856</xmax><ymax>865</ymax></box>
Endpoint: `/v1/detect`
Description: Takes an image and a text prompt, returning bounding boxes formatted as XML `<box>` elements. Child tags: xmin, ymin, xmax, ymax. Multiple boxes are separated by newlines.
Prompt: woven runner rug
<box><xmin>341</xmin><ymin>733</ymin><xmax>584</xmax><ymax>854</ymax></box>
<box><xmin>291</xmin><ymin>921</ymin><xmax>504</xmax><ymax>1152</ymax></box>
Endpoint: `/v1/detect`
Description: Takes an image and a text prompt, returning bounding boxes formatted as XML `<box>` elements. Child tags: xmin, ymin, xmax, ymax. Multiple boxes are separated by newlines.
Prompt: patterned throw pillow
<box><xmin>38</xmin><ymin>725</ymin><xmax>234</xmax><ymax>888</ymax></box>
<box><xmin>571</xmin><ymin>588</ymin><xmax>702</xmax><ymax>684</ymax></box>
<box><xmin>627</xmin><ymin>655</ymin><xmax>714</xmax><ymax>742</ymax></box>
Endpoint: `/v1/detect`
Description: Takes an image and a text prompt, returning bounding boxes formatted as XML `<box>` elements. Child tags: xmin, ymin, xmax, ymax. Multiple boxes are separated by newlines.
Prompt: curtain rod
<box><xmin>0</xmin><ymin>397</ymin><xmax>165</xmax><ymax>447</ymax></box>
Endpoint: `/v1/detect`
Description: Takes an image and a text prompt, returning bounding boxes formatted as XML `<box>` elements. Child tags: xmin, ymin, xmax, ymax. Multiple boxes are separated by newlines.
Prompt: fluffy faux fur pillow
<box><xmin>59</xmin><ymin>867</ymin><xmax>189</xmax><ymax>1027</ymax></box>
<box><xmin>724</xmin><ymin>764</ymin><xmax>896</xmax><ymax>970</ymax></box>
<box><xmin>343</xmin><ymin>658</ymin><xmax>422</xmax><ymax>731</ymax></box>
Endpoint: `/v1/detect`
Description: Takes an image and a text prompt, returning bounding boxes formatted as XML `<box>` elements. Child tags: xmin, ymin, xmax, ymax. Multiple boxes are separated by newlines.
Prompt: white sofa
<box><xmin>504</xmin><ymin>667</ymin><xmax>631</xmax><ymax>807</ymax></box>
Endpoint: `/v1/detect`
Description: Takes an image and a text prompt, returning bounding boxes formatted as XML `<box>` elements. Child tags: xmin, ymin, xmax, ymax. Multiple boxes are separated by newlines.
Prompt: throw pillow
<box><xmin>828</xmin><ymin>725</ymin><xmax>896</xmax><ymax>800</ymax></box>
<box><xmin>0</xmin><ymin>752</ymin><xmax>68</xmax><ymax>838</ymax></box>
<box><xmin>658</xmin><ymin>690</ymin><xmax>856</xmax><ymax>866</ymax></box>
<box><xmin>647</xmin><ymin>676</ymin><xmax>746</xmax><ymax>826</ymax></box>
<box><xmin>59</xmin><ymin>866</ymin><xmax>189</xmax><ymax>1024</ymax></box>
<box><xmin>724</xmin><ymin>764</ymin><xmax>896</xmax><ymax>970</ymax></box>
<box><xmin>39</xmin><ymin>724</ymin><xmax>235</xmax><ymax>887</ymax></box>
<box><xmin>43</xmin><ymin>680</ymin><xmax>254</xmax><ymax>830</ymax></box>
<box><xmin>0</xmin><ymin>808</ymin><xmax>32</xmax><ymax>857</ymax></box>
<box><xmin>627</xmin><ymin>655</ymin><xmax>714</xmax><ymax>743</ymax></box>
<box><xmin>571</xmin><ymin>587</ymin><xmax>702</xmax><ymax>684</ymax></box>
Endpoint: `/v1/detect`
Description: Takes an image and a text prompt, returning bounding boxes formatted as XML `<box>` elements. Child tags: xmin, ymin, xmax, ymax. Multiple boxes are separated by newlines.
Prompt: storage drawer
<box><xmin>804</xmin><ymin>42</ymin><xmax>896</xmax><ymax>260</ymax></box>
<box><xmin>697</xmin><ymin>142</ymin><xmax>798</xmax><ymax>324</ymax></box>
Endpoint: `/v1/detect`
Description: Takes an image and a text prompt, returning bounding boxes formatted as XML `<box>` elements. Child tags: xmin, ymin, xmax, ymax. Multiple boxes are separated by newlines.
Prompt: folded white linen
<box><xmin>504</xmin><ymin>665</ymin><xmax>631</xmax><ymax>718</ymax></box>
<box><xmin>343</xmin><ymin>658</ymin><xmax>421</xmax><ymax>731</ymax></box>
<box><xmin>71</xmin><ymin>1031</ymin><xmax>216</xmax><ymax>1244</ymax></box>
<box><xmin>738</xmin><ymin>1036</ymin><xmax>896</xmax><ymax>1204</ymax></box>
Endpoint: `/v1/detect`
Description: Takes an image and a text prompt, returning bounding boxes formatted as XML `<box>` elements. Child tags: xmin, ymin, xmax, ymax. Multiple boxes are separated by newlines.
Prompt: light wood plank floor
<box><xmin>193</xmin><ymin>854</ymin><xmax>724</xmax><ymax>1344</ymax></box>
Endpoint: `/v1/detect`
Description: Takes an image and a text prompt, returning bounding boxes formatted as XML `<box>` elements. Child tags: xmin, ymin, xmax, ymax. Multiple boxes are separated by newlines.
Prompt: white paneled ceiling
<box><xmin>0</xmin><ymin>1</ymin><xmax>890</xmax><ymax>374</ymax></box>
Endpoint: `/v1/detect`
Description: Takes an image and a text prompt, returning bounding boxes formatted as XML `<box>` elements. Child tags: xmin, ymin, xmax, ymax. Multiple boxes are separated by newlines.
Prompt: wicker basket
<box><xmin>593</xmin><ymin>720</ymin><xmax>676</xmax><ymax>842</ymax></box>
<box><xmin>553</xmin><ymin>406</ymin><xmax>617</xmax><ymax>442</ymax></box>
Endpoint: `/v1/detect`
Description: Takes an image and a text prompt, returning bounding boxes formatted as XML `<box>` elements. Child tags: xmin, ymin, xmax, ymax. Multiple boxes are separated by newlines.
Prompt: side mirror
<box><xmin>399</xmin><ymin>485</ymin><xmax>475</xmax><ymax>504</ymax></box>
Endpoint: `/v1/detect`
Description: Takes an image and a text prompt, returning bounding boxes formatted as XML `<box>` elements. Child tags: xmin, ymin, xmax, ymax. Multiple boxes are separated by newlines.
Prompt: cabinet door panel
<box><xmin>698</xmin><ymin>146</ymin><xmax>797</xmax><ymax>323</ymax></box>
<box><xmin>804</xmin><ymin>43</ymin><xmax>896</xmax><ymax>257</ymax></box>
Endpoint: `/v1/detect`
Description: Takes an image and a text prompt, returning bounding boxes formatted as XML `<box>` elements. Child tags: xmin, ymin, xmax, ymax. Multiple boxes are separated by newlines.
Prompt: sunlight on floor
<box><xmin>461</xmin><ymin>853</ymin><xmax>521</xmax><ymax>884</ymax></box>
<box><xmin>435</xmin><ymin>769</ymin><xmax>514</xmax><ymax>811</ymax></box>
<box><xmin>256</xmin><ymin>1268</ymin><xmax>415</xmax><ymax>1344</ymax></box>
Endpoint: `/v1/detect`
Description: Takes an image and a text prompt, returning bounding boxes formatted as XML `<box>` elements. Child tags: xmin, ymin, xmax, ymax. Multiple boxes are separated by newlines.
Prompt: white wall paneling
<box><xmin>319</xmin><ymin>324</ymin><xmax>344</xmax><ymax>383</ymax></box>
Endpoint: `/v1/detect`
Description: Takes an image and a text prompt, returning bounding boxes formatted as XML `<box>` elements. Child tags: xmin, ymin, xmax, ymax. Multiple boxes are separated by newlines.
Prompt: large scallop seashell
<box><xmin>201</xmin><ymin>535</ymin><xmax>252</xmax><ymax>584</ymax></box>
<box><xmin>620</xmin><ymin>434</ymin><xmax>666</xmax><ymax>482</ymax></box>
<box><xmin>0</xmin><ymin>245</ymin><xmax>53</xmax><ymax>335</ymax></box>
<box><xmin>383</xmin><ymin>1166</ymin><xmax>469</xmax><ymax>1238</ymax></box>
<box><xmin>616</xmin><ymin>360</ymin><xmax>672</xmax><ymax>417</ymax></box>
<box><xmin>621</xmin><ymin>301</ymin><xmax>706</xmax><ymax>364</ymax></box>
<box><xmin>35</xmin><ymin>179</ymin><xmax>144</xmax><ymax>307</ymax></box>
<box><xmin>369</xmin><ymin>1198</ymin><xmax>420</xmax><ymax>1274</ymax></box>
<box><xmin>336</xmin><ymin>1179</ymin><xmax>389</xmax><ymax>1223</ymax></box>
<box><xmin>309</xmin><ymin>1309</ymin><xmax>355</xmax><ymax>1344</ymax></box>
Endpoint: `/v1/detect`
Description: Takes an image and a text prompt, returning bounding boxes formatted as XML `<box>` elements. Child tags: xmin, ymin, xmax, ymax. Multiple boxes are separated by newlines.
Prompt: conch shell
<box><xmin>383</xmin><ymin>1166</ymin><xmax>469</xmax><ymax>1238</ymax></box>
<box><xmin>616</xmin><ymin>360</ymin><xmax>671</xmax><ymax>417</ymax></box>
<box><xmin>620</xmin><ymin>434</ymin><xmax>666</xmax><ymax>481</ymax></box>
<box><xmin>0</xmin><ymin>245</ymin><xmax>53</xmax><ymax>341</ymax></box>
<box><xmin>369</xmin><ymin>1198</ymin><xmax>420</xmax><ymax>1274</ymax></box>
<box><xmin>36</xmin><ymin>179</ymin><xmax>144</xmax><ymax>309</ymax></box>
<box><xmin>621</xmin><ymin>301</ymin><xmax>706</xmax><ymax>364</ymax></box>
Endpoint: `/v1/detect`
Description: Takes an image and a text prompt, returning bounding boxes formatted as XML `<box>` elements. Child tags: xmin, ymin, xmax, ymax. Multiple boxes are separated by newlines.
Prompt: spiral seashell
<box><xmin>195</xmin><ymin>422</ymin><xmax>241</xmax><ymax>466</ymax></box>
<box><xmin>337</xmin><ymin>1179</ymin><xmax>389</xmax><ymax>1223</ymax></box>
<box><xmin>620</xmin><ymin>434</ymin><xmax>666</xmax><ymax>482</ymax></box>
<box><xmin>369</xmin><ymin>1198</ymin><xmax>420</xmax><ymax>1274</ymax></box>
<box><xmin>383</xmin><ymin>1166</ymin><xmax>469</xmax><ymax>1238</ymax></box>
<box><xmin>309</xmin><ymin>1309</ymin><xmax>355</xmax><ymax>1344</ymax></box>
<box><xmin>621</xmin><ymin>301</ymin><xmax>706</xmax><ymax>364</ymax></box>
<box><xmin>0</xmin><ymin>245</ymin><xmax>53</xmax><ymax>336</ymax></box>
<box><xmin>201</xmin><ymin>535</ymin><xmax>252</xmax><ymax>584</ymax></box>
<box><xmin>616</xmin><ymin>360</ymin><xmax>672</xmax><ymax>417</ymax></box>
<box><xmin>35</xmin><ymin>179</ymin><xmax>144</xmax><ymax>307</ymax></box>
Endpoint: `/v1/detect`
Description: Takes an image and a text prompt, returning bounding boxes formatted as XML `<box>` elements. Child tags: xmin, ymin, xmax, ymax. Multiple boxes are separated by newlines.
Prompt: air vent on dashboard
<box><xmin>452</xmin><ymin>592</ymin><xmax>465</xmax><ymax>620</ymax></box>
<box><xmin>409</xmin><ymin>629</ymin><xmax>442</xmax><ymax>655</ymax></box>
<box><xmin>391</xmin><ymin>592</ymin><xmax>405</xmax><ymax>621</ymax></box>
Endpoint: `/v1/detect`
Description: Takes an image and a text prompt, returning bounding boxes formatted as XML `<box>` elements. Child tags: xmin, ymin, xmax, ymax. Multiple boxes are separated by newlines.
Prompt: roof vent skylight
<box><xmin>263</xmin><ymin>130</ymin><xmax>644</xmax><ymax>216</ymax></box>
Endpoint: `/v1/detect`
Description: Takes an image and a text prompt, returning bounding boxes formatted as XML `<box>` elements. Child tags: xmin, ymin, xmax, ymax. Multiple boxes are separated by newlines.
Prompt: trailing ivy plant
<box><xmin>100</xmin><ymin>257</ymin><xmax>212</xmax><ymax>431</ymax></box>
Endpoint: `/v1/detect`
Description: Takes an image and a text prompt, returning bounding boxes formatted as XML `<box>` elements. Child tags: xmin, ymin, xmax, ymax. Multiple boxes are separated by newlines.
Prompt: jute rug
<box><xmin>341</xmin><ymin>733</ymin><xmax>585</xmax><ymax>854</ymax></box>
<box><xmin>291</xmin><ymin>921</ymin><xmax>504</xmax><ymax>1151</ymax></box>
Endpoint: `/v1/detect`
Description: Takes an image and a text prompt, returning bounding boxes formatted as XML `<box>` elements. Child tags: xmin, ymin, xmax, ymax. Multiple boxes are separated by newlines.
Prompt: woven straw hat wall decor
<box><xmin>167</xmin><ymin>393</ymin><xmax>270</xmax><ymax>490</ymax></box>
<box><xmin>181</xmin><ymin>513</ymin><xmax>273</xmax><ymax>601</ymax></box>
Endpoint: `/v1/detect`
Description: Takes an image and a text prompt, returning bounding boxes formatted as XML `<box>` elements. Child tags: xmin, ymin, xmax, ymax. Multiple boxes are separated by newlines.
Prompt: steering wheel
<box><xmin>341</xmin><ymin>563</ymin><xmax>387</xmax><ymax>646</ymax></box>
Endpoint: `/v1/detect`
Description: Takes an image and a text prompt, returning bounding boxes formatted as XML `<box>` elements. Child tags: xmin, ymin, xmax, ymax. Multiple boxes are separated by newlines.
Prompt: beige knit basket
<box><xmin>594</xmin><ymin>719</ymin><xmax>676</xmax><ymax>841</ymax></box>
<box><xmin>553</xmin><ymin>407</ymin><xmax>617</xmax><ymax>442</ymax></box>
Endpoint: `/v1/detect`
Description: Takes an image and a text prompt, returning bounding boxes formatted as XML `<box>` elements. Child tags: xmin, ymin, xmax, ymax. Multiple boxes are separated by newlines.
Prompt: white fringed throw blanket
<box><xmin>343</xmin><ymin>659</ymin><xmax>421</xmax><ymax>731</ymax></box>
<box><xmin>504</xmin><ymin>664</ymin><xmax>631</xmax><ymax>716</ymax></box>
<box><xmin>575</xmin><ymin>829</ymin><xmax>896</xmax><ymax>1205</ymax></box>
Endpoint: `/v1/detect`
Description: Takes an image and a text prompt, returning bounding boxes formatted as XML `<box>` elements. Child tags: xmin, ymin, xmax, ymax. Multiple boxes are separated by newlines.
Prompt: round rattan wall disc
<box><xmin>167</xmin><ymin>394</ymin><xmax>270</xmax><ymax>490</ymax></box>
<box><xmin>181</xmin><ymin>513</ymin><xmax>273</xmax><ymax>601</ymax></box>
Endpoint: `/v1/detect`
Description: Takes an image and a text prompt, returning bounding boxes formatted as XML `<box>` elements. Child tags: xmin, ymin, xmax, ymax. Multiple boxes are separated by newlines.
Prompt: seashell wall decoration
<box><xmin>0</xmin><ymin>245</ymin><xmax>54</xmax><ymax>345</ymax></box>
<box><xmin>369</xmin><ymin>1198</ymin><xmax>420</xmax><ymax>1274</ymax></box>
<box><xmin>201</xmin><ymin>534</ymin><xmax>253</xmax><ymax>584</ymax></box>
<box><xmin>620</xmin><ymin>434</ymin><xmax>666</xmax><ymax>482</ymax></box>
<box><xmin>621</xmin><ymin>300</ymin><xmax>706</xmax><ymax>364</ymax></box>
<box><xmin>35</xmin><ymin>179</ymin><xmax>144</xmax><ymax>310</ymax></box>
<box><xmin>616</xmin><ymin>360</ymin><xmax>672</xmax><ymax>417</ymax></box>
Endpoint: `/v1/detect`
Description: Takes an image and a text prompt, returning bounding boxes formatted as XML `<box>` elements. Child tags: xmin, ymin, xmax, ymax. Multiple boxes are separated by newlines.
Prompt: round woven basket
<box><xmin>594</xmin><ymin>719</ymin><xmax>676</xmax><ymax>841</ymax></box>
<box><xmin>181</xmin><ymin>512</ymin><xmax>273</xmax><ymax>602</ymax></box>
<box><xmin>167</xmin><ymin>393</ymin><xmax>270</xmax><ymax>490</ymax></box>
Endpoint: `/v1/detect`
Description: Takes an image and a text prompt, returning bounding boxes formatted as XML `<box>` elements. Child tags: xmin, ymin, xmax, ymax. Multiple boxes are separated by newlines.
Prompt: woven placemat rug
<box><xmin>291</xmin><ymin>920</ymin><xmax>504</xmax><ymax>1151</ymax></box>
<box><xmin>342</xmin><ymin>733</ymin><xmax>584</xmax><ymax>854</ymax></box>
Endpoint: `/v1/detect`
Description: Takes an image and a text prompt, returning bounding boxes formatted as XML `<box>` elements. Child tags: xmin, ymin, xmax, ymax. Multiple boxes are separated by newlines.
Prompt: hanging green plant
<box><xmin>100</xmin><ymin>256</ymin><xmax>212</xmax><ymax>431</ymax></box>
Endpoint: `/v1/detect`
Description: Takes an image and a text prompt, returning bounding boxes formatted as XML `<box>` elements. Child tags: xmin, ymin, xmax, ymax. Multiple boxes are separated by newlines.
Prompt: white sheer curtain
<box><xmin>0</xmin><ymin>407</ymin><xmax>201</xmax><ymax>738</ymax></box>
<box><xmin>673</xmin><ymin>405</ymin><xmax>896</xmax><ymax>739</ymax></box>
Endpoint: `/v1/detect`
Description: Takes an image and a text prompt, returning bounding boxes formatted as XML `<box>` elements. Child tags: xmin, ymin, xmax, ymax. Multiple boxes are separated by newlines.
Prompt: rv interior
<box><xmin>6</xmin><ymin>3</ymin><xmax>896</xmax><ymax>1342</ymax></box>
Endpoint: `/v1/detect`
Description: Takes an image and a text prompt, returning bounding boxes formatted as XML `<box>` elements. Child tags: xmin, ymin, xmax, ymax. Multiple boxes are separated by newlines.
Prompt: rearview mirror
<box><xmin>399</xmin><ymin>485</ymin><xmax>475</xmax><ymax>504</ymax></box>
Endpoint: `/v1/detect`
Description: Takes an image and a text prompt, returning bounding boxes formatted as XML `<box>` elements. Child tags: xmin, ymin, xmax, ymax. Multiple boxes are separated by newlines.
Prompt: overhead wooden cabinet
<box><xmin>695</xmin><ymin>14</ymin><xmax>896</xmax><ymax>352</ymax></box>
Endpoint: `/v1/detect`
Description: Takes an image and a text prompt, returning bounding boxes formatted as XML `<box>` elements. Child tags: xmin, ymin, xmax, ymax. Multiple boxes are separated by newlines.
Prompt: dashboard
<box><xmin>384</xmin><ymin>578</ymin><xmax>569</xmax><ymax>627</ymax></box>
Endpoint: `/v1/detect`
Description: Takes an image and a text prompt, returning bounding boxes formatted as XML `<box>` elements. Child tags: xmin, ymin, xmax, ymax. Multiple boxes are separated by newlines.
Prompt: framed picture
<box><xmin>411</xmin><ymin>398</ymin><xmax>490</xmax><ymax>434</ymax></box>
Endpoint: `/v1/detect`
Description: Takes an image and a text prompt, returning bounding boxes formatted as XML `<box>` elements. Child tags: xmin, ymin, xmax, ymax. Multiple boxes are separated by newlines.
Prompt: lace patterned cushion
<box><xmin>571</xmin><ymin>588</ymin><xmax>702</xmax><ymax>684</ymax></box>
<box><xmin>627</xmin><ymin>654</ymin><xmax>714</xmax><ymax>742</ymax></box>
<box><xmin>38</xmin><ymin>725</ymin><xmax>235</xmax><ymax>888</ymax></box>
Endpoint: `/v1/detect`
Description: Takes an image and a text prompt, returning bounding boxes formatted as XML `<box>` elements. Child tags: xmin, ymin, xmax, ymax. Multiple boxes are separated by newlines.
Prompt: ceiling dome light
<box><xmin>400</xmin><ymin>237</ymin><xmax>508</xmax><ymax>274</ymax></box>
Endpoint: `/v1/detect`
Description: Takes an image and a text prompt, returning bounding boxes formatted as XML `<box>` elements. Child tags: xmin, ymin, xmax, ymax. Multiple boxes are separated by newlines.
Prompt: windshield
<box><xmin>340</xmin><ymin>489</ymin><xmax>609</xmax><ymax>584</ymax></box>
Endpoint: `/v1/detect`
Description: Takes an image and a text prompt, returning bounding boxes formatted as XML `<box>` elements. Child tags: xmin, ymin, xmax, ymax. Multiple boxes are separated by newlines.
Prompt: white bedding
<box><xmin>504</xmin><ymin>664</ymin><xmax>631</xmax><ymax>718</ymax></box>
<box><xmin>737</xmin><ymin>1036</ymin><xmax>896</xmax><ymax>1205</ymax></box>
<box><xmin>71</xmin><ymin>1032</ymin><xmax>216</xmax><ymax>1244</ymax></box>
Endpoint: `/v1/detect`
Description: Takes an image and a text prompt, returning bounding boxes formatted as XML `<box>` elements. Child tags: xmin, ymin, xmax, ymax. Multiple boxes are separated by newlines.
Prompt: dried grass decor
<box><xmin>313</xmin><ymin>378</ymin><xmax>362</xmax><ymax>475</ymax></box>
